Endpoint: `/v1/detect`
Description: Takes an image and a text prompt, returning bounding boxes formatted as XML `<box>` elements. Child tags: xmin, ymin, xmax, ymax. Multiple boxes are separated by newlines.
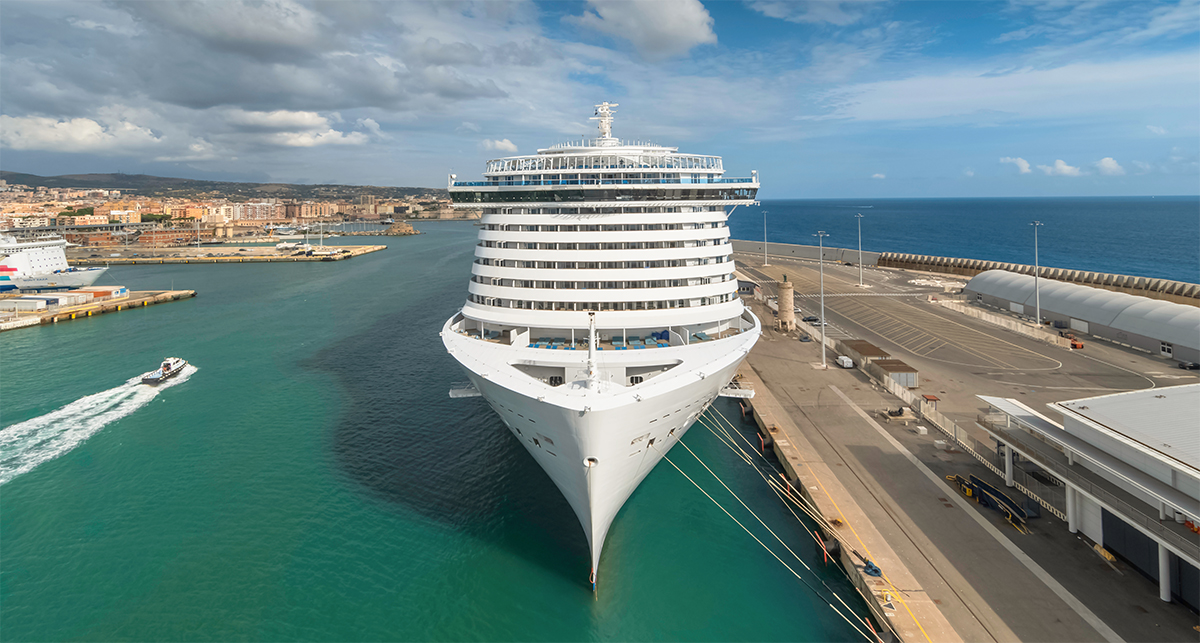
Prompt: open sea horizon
<box><xmin>729</xmin><ymin>196</ymin><xmax>1199</xmax><ymax>284</ymax></box>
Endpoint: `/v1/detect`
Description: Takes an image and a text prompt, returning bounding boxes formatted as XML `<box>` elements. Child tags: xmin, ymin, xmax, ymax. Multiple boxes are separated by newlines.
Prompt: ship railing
<box><xmin>452</xmin><ymin>177</ymin><xmax>756</xmax><ymax>188</ymax></box>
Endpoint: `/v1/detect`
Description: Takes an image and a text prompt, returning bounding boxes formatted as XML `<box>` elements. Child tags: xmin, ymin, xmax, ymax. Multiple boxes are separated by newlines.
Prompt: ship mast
<box><xmin>590</xmin><ymin>102</ymin><xmax>618</xmax><ymax>141</ymax></box>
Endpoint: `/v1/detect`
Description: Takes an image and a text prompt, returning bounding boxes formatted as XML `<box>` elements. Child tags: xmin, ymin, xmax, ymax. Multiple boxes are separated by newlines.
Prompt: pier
<box><xmin>66</xmin><ymin>244</ymin><xmax>385</xmax><ymax>266</ymax></box>
<box><xmin>0</xmin><ymin>290</ymin><xmax>197</xmax><ymax>333</ymax></box>
<box><xmin>732</xmin><ymin>250</ymin><xmax>1199</xmax><ymax>642</ymax></box>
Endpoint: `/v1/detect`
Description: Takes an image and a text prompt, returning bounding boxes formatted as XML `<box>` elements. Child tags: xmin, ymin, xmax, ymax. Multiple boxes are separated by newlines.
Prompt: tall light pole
<box><xmin>762</xmin><ymin>209</ymin><xmax>769</xmax><ymax>266</ymax></box>
<box><xmin>855</xmin><ymin>212</ymin><xmax>864</xmax><ymax>287</ymax></box>
<box><xmin>1031</xmin><ymin>221</ymin><xmax>1044</xmax><ymax>325</ymax></box>
<box><xmin>814</xmin><ymin>231</ymin><xmax>829</xmax><ymax>368</ymax></box>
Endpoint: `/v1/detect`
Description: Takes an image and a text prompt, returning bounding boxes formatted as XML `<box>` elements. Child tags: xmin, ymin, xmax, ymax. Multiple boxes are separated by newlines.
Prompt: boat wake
<box><xmin>0</xmin><ymin>365</ymin><xmax>197</xmax><ymax>485</ymax></box>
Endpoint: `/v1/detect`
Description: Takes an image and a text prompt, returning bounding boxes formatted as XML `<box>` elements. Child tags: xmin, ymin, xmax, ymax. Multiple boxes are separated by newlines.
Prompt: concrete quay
<box><xmin>734</xmin><ymin>253</ymin><xmax>1199</xmax><ymax>642</ymax></box>
<box><xmin>0</xmin><ymin>290</ymin><xmax>196</xmax><ymax>333</ymax></box>
<box><xmin>66</xmin><ymin>245</ymin><xmax>385</xmax><ymax>266</ymax></box>
<box><xmin>739</xmin><ymin>364</ymin><xmax>961</xmax><ymax>643</ymax></box>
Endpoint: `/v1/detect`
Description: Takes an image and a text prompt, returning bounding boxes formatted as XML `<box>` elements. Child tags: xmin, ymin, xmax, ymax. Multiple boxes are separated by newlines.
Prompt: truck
<box><xmin>836</xmin><ymin>355</ymin><xmax>854</xmax><ymax>368</ymax></box>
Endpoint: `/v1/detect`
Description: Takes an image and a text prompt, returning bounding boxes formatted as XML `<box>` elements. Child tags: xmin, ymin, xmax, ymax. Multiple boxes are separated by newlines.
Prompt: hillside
<box><xmin>0</xmin><ymin>171</ymin><xmax>447</xmax><ymax>201</ymax></box>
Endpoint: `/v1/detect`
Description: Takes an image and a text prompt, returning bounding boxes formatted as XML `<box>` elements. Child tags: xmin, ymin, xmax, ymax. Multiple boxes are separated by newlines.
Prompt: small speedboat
<box><xmin>142</xmin><ymin>357</ymin><xmax>187</xmax><ymax>385</ymax></box>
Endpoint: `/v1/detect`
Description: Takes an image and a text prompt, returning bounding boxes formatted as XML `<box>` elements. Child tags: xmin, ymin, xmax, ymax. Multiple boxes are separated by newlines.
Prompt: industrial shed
<box><xmin>964</xmin><ymin>270</ymin><xmax>1200</xmax><ymax>363</ymax></box>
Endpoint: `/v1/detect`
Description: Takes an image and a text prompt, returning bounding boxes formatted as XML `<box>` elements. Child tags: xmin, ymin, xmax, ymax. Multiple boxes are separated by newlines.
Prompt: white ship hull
<box><xmin>443</xmin><ymin>313</ymin><xmax>760</xmax><ymax>580</ymax></box>
<box><xmin>8</xmin><ymin>267</ymin><xmax>108</xmax><ymax>291</ymax></box>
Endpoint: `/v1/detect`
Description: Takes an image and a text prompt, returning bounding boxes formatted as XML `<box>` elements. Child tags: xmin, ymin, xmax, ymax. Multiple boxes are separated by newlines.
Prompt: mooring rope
<box><xmin>704</xmin><ymin>405</ymin><xmax>930</xmax><ymax>643</ymax></box>
<box><xmin>651</xmin><ymin>443</ymin><xmax>876</xmax><ymax>642</ymax></box>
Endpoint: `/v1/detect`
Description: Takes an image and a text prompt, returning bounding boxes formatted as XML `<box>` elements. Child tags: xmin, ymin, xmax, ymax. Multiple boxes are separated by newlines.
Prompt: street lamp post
<box><xmin>814</xmin><ymin>231</ymin><xmax>829</xmax><ymax>368</ymax></box>
<box><xmin>1031</xmin><ymin>221</ymin><xmax>1044</xmax><ymax>325</ymax></box>
<box><xmin>762</xmin><ymin>210</ymin><xmax>769</xmax><ymax>266</ymax></box>
<box><xmin>855</xmin><ymin>213</ymin><xmax>864</xmax><ymax>287</ymax></box>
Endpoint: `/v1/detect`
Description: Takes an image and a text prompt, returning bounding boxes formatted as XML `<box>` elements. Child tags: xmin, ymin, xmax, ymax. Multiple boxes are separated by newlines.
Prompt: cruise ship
<box><xmin>0</xmin><ymin>235</ymin><xmax>107</xmax><ymax>292</ymax></box>
<box><xmin>441</xmin><ymin>104</ymin><xmax>760</xmax><ymax>587</ymax></box>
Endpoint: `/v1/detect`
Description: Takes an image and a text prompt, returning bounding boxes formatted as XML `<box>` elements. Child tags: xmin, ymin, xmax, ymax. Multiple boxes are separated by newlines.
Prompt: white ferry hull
<box><xmin>7</xmin><ymin>267</ymin><xmax>108</xmax><ymax>292</ymax></box>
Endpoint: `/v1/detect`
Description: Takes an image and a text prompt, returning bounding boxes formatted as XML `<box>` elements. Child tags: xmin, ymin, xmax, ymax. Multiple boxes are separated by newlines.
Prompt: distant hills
<box><xmin>0</xmin><ymin>171</ymin><xmax>447</xmax><ymax>201</ymax></box>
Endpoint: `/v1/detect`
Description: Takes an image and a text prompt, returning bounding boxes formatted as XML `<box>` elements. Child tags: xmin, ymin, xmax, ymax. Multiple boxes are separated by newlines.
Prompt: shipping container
<box><xmin>0</xmin><ymin>298</ymin><xmax>48</xmax><ymax>312</ymax></box>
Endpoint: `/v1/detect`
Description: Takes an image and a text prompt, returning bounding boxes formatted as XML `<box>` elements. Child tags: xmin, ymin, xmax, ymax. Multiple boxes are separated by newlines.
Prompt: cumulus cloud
<box><xmin>749</xmin><ymin>0</ymin><xmax>883</xmax><ymax>26</ymax></box>
<box><xmin>568</xmin><ymin>0</ymin><xmax>716</xmax><ymax>60</ymax></box>
<box><xmin>1095</xmin><ymin>157</ymin><xmax>1125</xmax><ymax>175</ymax></box>
<box><xmin>482</xmin><ymin>138</ymin><xmax>518</xmax><ymax>152</ymax></box>
<box><xmin>1037</xmin><ymin>159</ymin><xmax>1083</xmax><ymax>176</ymax></box>
<box><xmin>963</xmin><ymin>168</ymin><xmax>975</xmax><ymax>177</ymax></box>
<box><xmin>1146</xmin><ymin>125</ymin><xmax>1167</xmax><ymax>135</ymax></box>
<box><xmin>268</xmin><ymin>129</ymin><xmax>368</xmax><ymax>147</ymax></box>
<box><xmin>870</xmin><ymin>173</ymin><xmax>886</xmax><ymax>179</ymax></box>
<box><xmin>999</xmin><ymin>157</ymin><xmax>1032</xmax><ymax>174</ymax></box>
<box><xmin>0</xmin><ymin>115</ymin><xmax>161</xmax><ymax>153</ymax></box>
<box><xmin>226</xmin><ymin>109</ymin><xmax>331</xmax><ymax>131</ymax></box>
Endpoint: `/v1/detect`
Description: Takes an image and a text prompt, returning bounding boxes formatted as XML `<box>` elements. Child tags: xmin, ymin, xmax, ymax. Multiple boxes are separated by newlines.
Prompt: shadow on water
<box><xmin>306</xmin><ymin>288</ymin><xmax>589</xmax><ymax>584</ymax></box>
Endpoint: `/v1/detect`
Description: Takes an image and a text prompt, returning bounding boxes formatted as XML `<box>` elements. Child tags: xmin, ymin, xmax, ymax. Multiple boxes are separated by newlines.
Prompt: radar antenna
<box><xmin>591</xmin><ymin>102</ymin><xmax>618</xmax><ymax>139</ymax></box>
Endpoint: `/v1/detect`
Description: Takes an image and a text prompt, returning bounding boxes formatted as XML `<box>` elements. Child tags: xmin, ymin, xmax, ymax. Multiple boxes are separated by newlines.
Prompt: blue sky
<box><xmin>1</xmin><ymin>0</ymin><xmax>1197</xmax><ymax>197</ymax></box>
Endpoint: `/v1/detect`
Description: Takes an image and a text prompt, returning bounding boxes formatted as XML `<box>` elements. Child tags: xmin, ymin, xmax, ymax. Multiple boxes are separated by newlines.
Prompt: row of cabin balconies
<box><xmin>467</xmin><ymin>279</ymin><xmax>736</xmax><ymax>305</ymax></box>
<box><xmin>478</xmin><ymin>238</ymin><xmax>728</xmax><ymax>250</ymax></box>
<box><xmin>467</xmin><ymin>291</ymin><xmax>737</xmax><ymax>311</ymax></box>
<box><xmin>483</xmin><ymin>221</ymin><xmax>724</xmax><ymax>232</ymax></box>
<box><xmin>474</xmin><ymin>256</ymin><xmax>731</xmax><ymax>269</ymax></box>
<box><xmin>450</xmin><ymin>187</ymin><xmax>758</xmax><ymax>205</ymax></box>
<box><xmin>470</xmin><ymin>273</ymin><xmax>734</xmax><ymax>289</ymax></box>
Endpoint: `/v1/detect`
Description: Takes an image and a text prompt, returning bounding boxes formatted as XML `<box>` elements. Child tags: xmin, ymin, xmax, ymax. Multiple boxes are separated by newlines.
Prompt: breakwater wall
<box><xmin>879</xmin><ymin>252</ymin><xmax>1199</xmax><ymax>306</ymax></box>
<box><xmin>731</xmin><ymin>239</ymin><xmax>1198</xmax><ymax>307</ymax></box>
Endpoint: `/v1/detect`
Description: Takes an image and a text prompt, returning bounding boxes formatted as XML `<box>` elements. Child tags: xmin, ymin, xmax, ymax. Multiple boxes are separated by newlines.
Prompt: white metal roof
<box><xmin>964</xmin><ymin>270</ymin><xmax>1200</xmax><ymax>350</ymax></box>
<box><xmin>1052</xmin><ymin>383</ymin><xmax>1200</xmax><ymax>475</ymax></box>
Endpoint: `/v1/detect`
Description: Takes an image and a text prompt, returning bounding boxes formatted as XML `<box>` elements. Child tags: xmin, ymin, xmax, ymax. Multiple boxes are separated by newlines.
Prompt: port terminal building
<box><xmin>963</xmin><ymin>270</ymin><xmax>1200</xmax><ymax>363</ymax></box>
<box><xmin>976</xmin><ymin>384</ymin><xmax>1200</xmax><ymax>611</ymax></box>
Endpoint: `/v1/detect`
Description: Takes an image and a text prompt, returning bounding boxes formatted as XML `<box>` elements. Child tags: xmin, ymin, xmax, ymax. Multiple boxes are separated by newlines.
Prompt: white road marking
<box><xmin>828</xmin><ymin>384</ymin><xmax>1125</xmax><ymax>643</ymax></box>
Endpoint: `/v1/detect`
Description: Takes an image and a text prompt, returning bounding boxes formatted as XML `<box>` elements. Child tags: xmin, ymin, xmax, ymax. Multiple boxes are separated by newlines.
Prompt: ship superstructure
<box><xmin>441</xmin><ymin>103</ymin><xmax>760</xmax><ymax>586</ymax></box>
<box><xmin>0</xmin><ymin>235</ymin><xmax>107</xmax><ymax>292</ymax></box>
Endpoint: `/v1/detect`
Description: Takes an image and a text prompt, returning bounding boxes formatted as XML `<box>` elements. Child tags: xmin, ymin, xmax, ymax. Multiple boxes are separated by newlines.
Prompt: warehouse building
<box><xmin>977</xmin><ymin>385</ymin><xmax>1199</xmax><ymax>611</ymax></box>
<box><xmin>963</xmin><ymin>270</ymin><xmax>1200</xmax><ymax>363</ymax></box>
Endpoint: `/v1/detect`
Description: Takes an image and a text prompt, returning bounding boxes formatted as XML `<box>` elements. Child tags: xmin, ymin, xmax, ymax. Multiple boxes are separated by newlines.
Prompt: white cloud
<box><xmin>813</xmin><ymin>53</ymin><xmax>1197</xmax><ymax>123</ymax></box>
<box><xmin>749</xmin><ymin>0</ymin><xmax>883</xmax><ymax>26</ymax></box>
<box><xmin>0</xmin><ymin>115</ymin><xmax>161</xmax><ymax>153</ymax></box>
<box><xmin>1132</xmin><ymin>160</ymin><xmax>1152</xmax><ymax>174</ymax></box>
<box><xmin>1095</xmin><ymin>157</ymin><xmax>1125</xmax><ymax>175</ymax></box>
<box><xmin>356</xmin><ymin>117</ymin><xmax>388</xmax><ymax>139</ymax></box>
<box><xmin>871</xmin><ymin>173</ymin><xmax>886</xmax><ymax>179</ymax></box>
<box><xmin>226</xmin><ymin>109</ymin><xmax>330</xmax><ymax>131</ymax></box>
<box><xmin>568</xmin><ymin>0</ymin><xmax>716</xmax><ymax>60</ymax></box>
<box><xmin>1037</xmin><ymin>159</ymin><xmax>1083</xmax><ymax>176</ymax></box>
<box><xmin>482</xmin><ymin>138</ymin><xmax>518</xmax><ymax>152</ymax></box>
<box><xmin>268</xmin><ymin>130</ymin><xmax>368</xmax><ymax>147</ymax></box>
<box><xmin>1146</xmin><ymin>125</ymin><xmax>1167</xmax><ymax>135</ymax></box>
<box><xmin>458</xmin><ymin>121</ymin><xmax>482</xmax><ymax>133</ymax></box>
<box><xmin>963</xmin><ymin>168</ymin><xmax>975</xmax><ymax>177</ymax></box>
<box><xmin>999</xmin><ymin>157</ymin><xmax>1032</xmax><ymax>174</ymax></box>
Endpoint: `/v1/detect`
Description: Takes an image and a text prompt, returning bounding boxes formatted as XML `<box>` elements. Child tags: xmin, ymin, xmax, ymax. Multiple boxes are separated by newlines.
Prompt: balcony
<box><xmin>452</xmin><ymin>177</ymin><xmax>756</xmax><ymax>188</ymax></box>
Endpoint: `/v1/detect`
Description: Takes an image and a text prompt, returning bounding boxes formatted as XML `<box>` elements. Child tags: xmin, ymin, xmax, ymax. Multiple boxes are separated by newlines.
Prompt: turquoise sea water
<box><xmin>1</xmin><ymin>223</ymin><xmax>867</xmax><ymax>641</ymax></box>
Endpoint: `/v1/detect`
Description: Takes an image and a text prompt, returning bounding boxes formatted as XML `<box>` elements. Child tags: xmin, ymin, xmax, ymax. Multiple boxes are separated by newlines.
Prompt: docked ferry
<box><xmin>0</xmin><ymin>235</ymin><xmax>107</xmax><ymax>292</ymax></box>
<box><xmin>442</xmin><ymin>103</ymin><xmax>760</xmax><ymax>587</ymax></box>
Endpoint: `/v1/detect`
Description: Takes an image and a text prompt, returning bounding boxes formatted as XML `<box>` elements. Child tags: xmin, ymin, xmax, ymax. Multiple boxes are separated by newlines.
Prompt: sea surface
<box><xmin>0</xmin><ymin>223</ymin><xmax>868</xmax><ymax>641</ymax></box>
<box><xmin>730</xmin><ymin>197</ymin><xmax>1200</xmax><ymax>284</ymax></box>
